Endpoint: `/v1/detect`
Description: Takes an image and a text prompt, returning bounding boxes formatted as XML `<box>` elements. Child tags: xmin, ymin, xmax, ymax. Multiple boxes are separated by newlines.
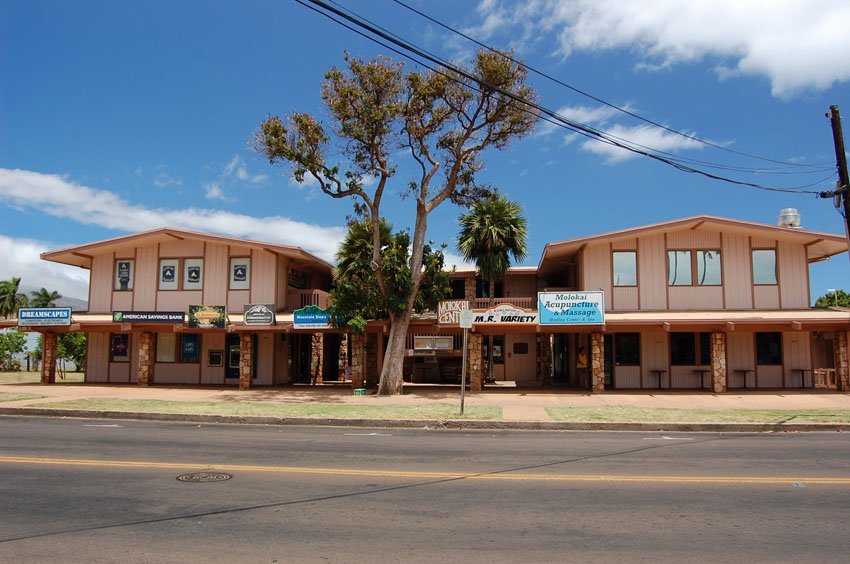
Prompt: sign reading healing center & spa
<box><xmin>17</xmin><ymin>307</ymin><xmax>72</xmax><ymax>327</ymax></box>
<box><xmin>538</xmin><ymin>291</ymin><xmax>605</xmax><ymax>325</ymax></box>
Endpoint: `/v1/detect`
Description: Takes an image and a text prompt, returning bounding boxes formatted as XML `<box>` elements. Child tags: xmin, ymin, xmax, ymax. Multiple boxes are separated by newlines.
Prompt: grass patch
<box><xmin>0</xmin><ymin>392</ymin><xmax>45</xmax><ymax>403</ymax></box>
<box><xmin>0</xmin><ymin>371</ymin><xmax>84</xmax><ymax>385</ymax></box>
<box><xmin>545</xmin><ymin>406</ymin><xmax>850</xmax><ymax>424</ymax></box>
<box><xmin>40</xmin><ymin>398</ymin><xmax>502</xmax><ymax>420</ymax></box>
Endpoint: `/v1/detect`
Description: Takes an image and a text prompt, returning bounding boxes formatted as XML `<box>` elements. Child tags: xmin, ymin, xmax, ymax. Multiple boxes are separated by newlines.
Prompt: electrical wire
<box><xmin>293</xmin><ymin>0</ymin><xmax>833</xmax><ymax>194</ymax></box>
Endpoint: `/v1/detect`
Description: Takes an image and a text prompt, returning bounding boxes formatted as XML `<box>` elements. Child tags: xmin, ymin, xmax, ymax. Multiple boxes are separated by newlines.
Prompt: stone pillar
<box><xmin>338</xmin><ymin>333</ymin><xmax>349</xmax><ymax>381</ymax></box>
<box><xmin>350</xmin><ymin>333</ymin><xmax>365</xmax><ymax>388</ymax></box>
<box><xmin>710</xmin><ymin>332</ymin><xmax>728</xmax><ymax>393</ymax></box>
<box><xmin>835</xmin><ymin>331</ymin><xmax>849</xmax><ymax>392</ymax></box>
<box><xmin>239</xmin><ymin>333</ymin><xmax>254</xmax><ymax>390</ymax></box>
<box><xmin>467</xmin><ymin>332</ymin><xmax>484</xmax><ymax>391</ymax></box>
<box><xmin>464</xmin><ymin>275</ymin><xmax>476</xmax><ymax>302</ymax></box>
<box><xmin>137</xmin><ymin>331</ymin><xmax>154</xmax><ymax>386</ymax></box>
<box><xmin>366</xmin><ymin>333</ymin><xmax>379</xmax><ymax>386</ymax></box>
<box><xmin>310</xmin><ymin>333</ymin><xmax>324</xmax><ymax>385</ymax></box>
<box><xmin>40</xmin><ymin>332</ymin><xmax>57</xmax><ymax>385</ymax></box>
<box><xmin>537</xmin><ymin>333</ymin><xmax>553</xmax><ymax>386</ymax></box>
<box><xmin>590</xmin><ymin>332</ymin><xmax>605</xmax><ymax>393</ymax></box>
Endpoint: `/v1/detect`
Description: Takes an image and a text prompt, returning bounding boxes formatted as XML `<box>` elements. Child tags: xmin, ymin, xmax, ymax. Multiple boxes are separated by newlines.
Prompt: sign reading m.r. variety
<box><xmin>18</xmin><ymin>308</ymin><xmax>72</xmax><ymax>327</ymax></box>
<box><xmin>538</xmin><ymin>291</ymin><xmax>605</xmax><ymax>325</ymax></box>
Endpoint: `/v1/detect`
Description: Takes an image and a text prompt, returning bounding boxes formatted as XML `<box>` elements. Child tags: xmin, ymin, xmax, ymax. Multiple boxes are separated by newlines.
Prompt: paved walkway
<box><xmin>2</xmin><ymin>381</ymin><xmax>849</xmax><ymax>422</ymax></box>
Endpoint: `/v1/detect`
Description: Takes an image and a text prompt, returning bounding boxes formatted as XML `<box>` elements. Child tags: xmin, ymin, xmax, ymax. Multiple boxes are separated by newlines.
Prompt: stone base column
<box><xmin>40</xmin><ymin>332</ymin><xmax>57</xmax><ymax>385</ymax></box>
<box><xmin>836</xmin><ymin>331</ymin><xmax>849</xmax><ymax>392</ymax></box>
<box><xmin>711</xmin><ymin>332</ymin><xmax>728</xmax><ymax>393</ymax></box>
<box><xmin>310</xmin><ymin>333</ymin><xmax>324</xmax><ymax>385</ymax></box>
<box><xmin>350</xmin><ymin>333</ymin><xmax>365</xmax><ymax>388</ymax></box>
<box><xmin>591</xmin><ymin>333</ymin><xmax>605</xmax><ymax>393</ymax></box>
<box><xmin>137</xmin><ymin>331</ymin><xmax>154</xmax><ymax>386</ymax></box>
<box><xmin>338</xmin><ymin>334</ymin><xmax>349</xmax><ymax>382</ymax></box>
<box><xmin>468</xmin><ymin>332</ymin><xmax>484</xmax><ymax>392</ymax></box>
<box><xmin>537</xmin><ymin>333</ymin><xmax>552</xmax><ymax>386</ymax></box>
<box><xmin>239</xmin><ymin>333</ymin><xmax>254</xmax><ymax>390</ymax></box>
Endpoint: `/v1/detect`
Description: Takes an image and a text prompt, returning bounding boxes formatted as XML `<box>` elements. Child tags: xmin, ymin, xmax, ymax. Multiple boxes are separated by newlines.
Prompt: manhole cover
<box><xmin>176</xmin><ymin>471</ymin><xmax>232</xmax><ymax>483</ymax></box>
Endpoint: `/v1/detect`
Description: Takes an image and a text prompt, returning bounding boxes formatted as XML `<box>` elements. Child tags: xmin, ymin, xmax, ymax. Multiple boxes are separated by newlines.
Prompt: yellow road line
<box><xmin>2</xmin><ymin>455</ymin><xmax>850</xmax><ymax>485</ymax></box>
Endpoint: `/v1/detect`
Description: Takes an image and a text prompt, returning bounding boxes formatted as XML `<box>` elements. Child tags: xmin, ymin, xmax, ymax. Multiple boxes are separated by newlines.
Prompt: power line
<box><xmin>292</xmin><ymin>0</ymin><xmax>830</xmax><ymax>194</ymax></box>
<box><xmin>390</xmin><ymin>0</ymin><xmax>833</xmax><ymax>170</ymax></box>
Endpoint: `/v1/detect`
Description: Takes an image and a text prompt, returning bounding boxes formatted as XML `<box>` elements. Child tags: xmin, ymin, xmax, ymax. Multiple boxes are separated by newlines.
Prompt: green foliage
<box><xmin>815</xmin><ymin>289</ymin><xmax>850</xmax><ymax>308</ymax></box>
<box><xmin>0</xmin><ymin>329</ymin><xmax>27</xmax><ymax>370</ymax></box>
<box><xmin>331</xmin><ymin>219</ymin><xmax>450</xmax><ymax>332</ymax></box>
<box><xmin>0</xmin><ymin>277</ymin><xmax>28</xmax><ymax>318</ymax></box>
<box><xmin>58</xmin><ymin>332</ymin><xmax>87</xmax><ymax>371</ymax></box>
<box><xmin>457</xmin><ymin>193</ymin><xmax>528</xmax><ymax>288</ymax></box>
<box><xmin>29</xmin><ymin>287</ymin><xmax>62</xmax><ymax>308</ymax></box>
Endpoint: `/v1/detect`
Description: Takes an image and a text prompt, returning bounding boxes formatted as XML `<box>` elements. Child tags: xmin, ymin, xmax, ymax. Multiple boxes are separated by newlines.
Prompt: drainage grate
<box><xmin>176</xmin><ymin>471</ymin><xmax>232</xmax><ymax>483</ymax></box>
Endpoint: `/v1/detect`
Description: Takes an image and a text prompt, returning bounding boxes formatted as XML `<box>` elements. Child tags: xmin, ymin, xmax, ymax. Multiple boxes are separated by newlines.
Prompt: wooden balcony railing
<box><xmin>473</xmin><ymin>296</ymin><xmax>536</xmax><ymax>310</ymax></box>
<box><xmin>287</xmin><ymin>289</ymin><xmax>330</xmax><ymax>311</ymax></box>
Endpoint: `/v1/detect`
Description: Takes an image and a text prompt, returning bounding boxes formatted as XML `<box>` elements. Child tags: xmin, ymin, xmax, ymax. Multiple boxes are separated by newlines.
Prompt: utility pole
<box><xmin>821</xmin><ymin>105</ymin><xmax>850</xmax><ymax>260</ymax></box>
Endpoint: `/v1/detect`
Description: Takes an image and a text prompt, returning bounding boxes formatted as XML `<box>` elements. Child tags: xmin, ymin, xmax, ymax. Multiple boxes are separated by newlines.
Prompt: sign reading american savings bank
<box><xmin>538</xmin><ymin>291</ymin><xmax>605</xmax><ymax>325</ymax></box>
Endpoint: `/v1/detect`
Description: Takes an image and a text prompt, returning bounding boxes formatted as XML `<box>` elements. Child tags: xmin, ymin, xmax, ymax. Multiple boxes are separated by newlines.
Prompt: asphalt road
<box><xmin>1</xmin><ymin>417</ymin><xmax>849</xmax><ymax>563</ymax></box>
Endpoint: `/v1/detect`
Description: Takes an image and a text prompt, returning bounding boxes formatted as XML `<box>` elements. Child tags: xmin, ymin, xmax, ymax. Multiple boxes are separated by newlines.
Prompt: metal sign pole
<box><xmin>460</xmin><ymin>327</ymin><xmax>468</xmax><ymax>415</ymax></box>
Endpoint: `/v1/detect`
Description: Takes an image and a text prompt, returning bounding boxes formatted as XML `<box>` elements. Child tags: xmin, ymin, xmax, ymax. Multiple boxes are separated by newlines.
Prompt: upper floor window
<box><xmin>229</xmin><ymin>257</ymin><xmax>251</xmax><ymax>290</ymax></box>
<box><xmin>752</xmin><ymin>249</ymin><xmax>777</xmax><ymax>285</ymax></box>
<box><xmin>159</xmin><ymin>258</ymin><xmax>204</xmax><ymax>291</ymax></box>
<box><xmin>667</xmin><ymin>250</ymin><xmax>722</xmax><ymax>286</ymax></box>
<box><xmin>113</xmin><ymin>259</ymin><xmax>135</xmax><ymax>291</ymax></box>
<box><xmin>612</xmin><ymin>251</ymin><xmax>637</xmax><ymax>287</ymax></box>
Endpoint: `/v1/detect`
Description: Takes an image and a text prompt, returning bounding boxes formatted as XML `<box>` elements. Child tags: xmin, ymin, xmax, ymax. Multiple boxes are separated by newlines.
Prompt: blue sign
<box><xmin>181</xmin><ymin>334</ymin><xmax>200</xmax><ymax>362</ymax></box>
<box><xmin>293</xmin><ymin>305</ymin><xmax>331</xmax><ymax>329</ymax></box>
<box><xmin>18</xmin><ymin>307</ymin><xmax>72</xmax><ymax>327</ymax></box>
<box><xmin>538</xmin><ymin>291</ymin><xmax>605</xmax><ymax>325</ymax></box>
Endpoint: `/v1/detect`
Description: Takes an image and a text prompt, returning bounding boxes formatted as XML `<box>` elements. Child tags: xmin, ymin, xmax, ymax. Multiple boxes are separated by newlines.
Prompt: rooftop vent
<box><xmin>777</xmin><ymin>208</ymin><xmax>802</xmax><ymax>229</ymax></box>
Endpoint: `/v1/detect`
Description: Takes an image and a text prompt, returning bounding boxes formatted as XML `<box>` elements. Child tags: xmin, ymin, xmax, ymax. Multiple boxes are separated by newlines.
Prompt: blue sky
<box><xmin>1</xmin><ymin>0</ymin><xmax>849</xmax><ymax>302</ymax></box>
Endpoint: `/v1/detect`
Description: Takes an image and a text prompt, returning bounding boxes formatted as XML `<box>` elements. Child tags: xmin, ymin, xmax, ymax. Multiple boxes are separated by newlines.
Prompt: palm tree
<box><xmin>0</xmin><ymin>277</ymin><xmax>28</xmax><ymax>318</ymax></box>
<box><xmin>29</xmin><ymin>287</ymin><xmax>62</xmax><ymax>308</ymax></box>
<box><xmin>457</xmin><ymin>194</ymin><xmax>527</xmax><ymax>385</ymax></box>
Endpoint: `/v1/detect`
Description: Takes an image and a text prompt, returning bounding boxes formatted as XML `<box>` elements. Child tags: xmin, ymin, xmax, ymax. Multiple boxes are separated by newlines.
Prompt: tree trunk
<box><xmin>378</xmin><ymin>311</ymin><xmax>411</xmax><ymax>395</ymax></box>
<box><xmin>487</xmin><ymin>279</ymin><xmax>495</xmax><ymax>383</ymax></box>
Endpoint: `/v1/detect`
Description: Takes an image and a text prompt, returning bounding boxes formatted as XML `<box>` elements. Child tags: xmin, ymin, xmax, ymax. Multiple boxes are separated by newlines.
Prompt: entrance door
<box><xmin>505</xmin><ymin>333</ymin><xmax>536</xmax><ymax>386</ymax></box>
<box><xmin>289</xmin><ymin>334</ymin><xmax>312</xmax><ymax>384</ymax></box>
<box><xmin>226</xmin><ymin>333</ymin><xmax>240</xmax><ymax>380</ymax></box>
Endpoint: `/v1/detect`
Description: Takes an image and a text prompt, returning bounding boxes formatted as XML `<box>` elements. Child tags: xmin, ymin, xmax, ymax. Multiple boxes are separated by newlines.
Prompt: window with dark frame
<box><xmin>614</xmin><ymin>333</ymin><xmax>640</xmax><ymax>366</ymax></box>
<box><xmin>668</xmin><ymin>250</ymin><xmax>722</xmax><ymax>286</ymax></box>
<box><xmin>612</xmin><ymin>251</ymin><xmax>637</xmax><ymax>287</ymax></box>
<box><xmin>110</xmin><ymin>333</ymin><xmax>130</xmax><ymax>362</ymax></box>
<box><xmin>670</xmin><ymin>332</ymin><xmax>712</xmax><ymax>365</ymax></box>
<box><xmin>752</xmin><ymin>249</ymin><xmax>778</xmax><ymax>285</ymax></box>
<box><xmin>756</xmin><ymin>332</ymin><xmax>782</xmax><ymax>365</ymax></box>
<box><xmin>155</xmin><ymin>333</ymin><xmax>202</xmax><ymax>364</ymax></box>
<box><xmin>667</xmin><ymin>251</ymin><xmax>692</xmax><ymax>285</ymax></box>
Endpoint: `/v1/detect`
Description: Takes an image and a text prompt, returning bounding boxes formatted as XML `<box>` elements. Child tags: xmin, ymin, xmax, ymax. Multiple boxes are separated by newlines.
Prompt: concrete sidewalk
<box><xmin>2</xmin><ymin>382</ymin><xmax>850</xmax><ymax>420</ymax></box>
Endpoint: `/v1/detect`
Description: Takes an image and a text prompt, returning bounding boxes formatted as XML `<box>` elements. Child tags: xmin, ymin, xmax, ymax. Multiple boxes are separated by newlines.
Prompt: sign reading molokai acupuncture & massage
<box><xmin>538</xmin><ymin>291</ymin><xmax>605</xmax><ymax>325</ymax></box>
<box><xmin>293</xmin><ymin>305</ymin><xmax>331</xmax><ymax>330</ymax></box>
<box><xmin>243</xmin><ymin>304</ymin><xmax>275</xmax><ymax>326</ymax></box>
<box><xmin>112</xmin><ymin>311</ymin><xmax>184</xmax><ymax>324</ymax></box>
<box><xmin>473</xmin><ymin>303</ymin><xmax>538</xmax><ymax>325</ymax></box>
<box><xmin>18</xmin><ymin>307</ymin><xmax>72</xmax><ymax>327</ymax></box>
<box><xmin>188</xmin><ymin>305</ymin><xmax>227</xmax><ymax>329</ymax></box>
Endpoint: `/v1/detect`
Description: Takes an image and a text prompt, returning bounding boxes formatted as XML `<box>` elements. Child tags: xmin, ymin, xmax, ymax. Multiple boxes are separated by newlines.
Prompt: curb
<box><xmin>0</xmin><ymin>407</ymin><xmax>847</xmax><ymax>433</ymax></box>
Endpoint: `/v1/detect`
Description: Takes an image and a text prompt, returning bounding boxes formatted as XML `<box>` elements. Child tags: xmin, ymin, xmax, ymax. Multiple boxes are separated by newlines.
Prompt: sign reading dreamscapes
<box><xmin>293</xmin><ymin>305</ymin><xmax>331</xmax><ymax>330</ymax></box>
<box><xmin>472</xmin><ymin>304</ymin><xmax>538</xmax><ymax>325</ymax></box>
<box><xmin>18</xmin><ymin>307</ymin><xmax>72</xmax><ymax>327</ymax></box>
<box><xmin>188</xmin><ymin>305</ymin><xmax>227</xmax><ymax>329</ymax></box>
<box><xmin>437</xmin><ymin>300</ymin><xmax>469</xmax><ymax>324</ymax></box>
<box><xmin>538</xmin><ymin>291</ymin><xmax>605</xmax><ymax>325</ymax></box>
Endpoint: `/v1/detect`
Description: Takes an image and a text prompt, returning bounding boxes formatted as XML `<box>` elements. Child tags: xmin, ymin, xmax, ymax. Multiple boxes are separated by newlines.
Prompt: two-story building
<box><xmin>12</xmin><ymin>215</ymin><xmax>850</xmax><ymax>393</ymax></box>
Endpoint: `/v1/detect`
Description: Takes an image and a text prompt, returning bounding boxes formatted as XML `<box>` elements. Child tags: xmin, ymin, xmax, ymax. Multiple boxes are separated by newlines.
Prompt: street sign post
<box><xmin>459</xmin><ymin>309</ymin><xmax>474</xmax><ymax>415</ymax></box>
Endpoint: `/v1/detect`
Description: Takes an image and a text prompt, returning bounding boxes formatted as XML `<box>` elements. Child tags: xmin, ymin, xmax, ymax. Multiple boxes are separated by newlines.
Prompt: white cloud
<box><xmin>0</xmin><ymin>168</ymin><xmax>346</xmax><ymax>262</ymax></box>
<box><xmin>536</xmin><ymin>103</ymin><xmax>625</xmax><ymax>137</ymax></box>
<box><xmin>473</xmin><ymin>0</ymin><xmax>850</xmax><ymax>97</ymax></box>
<box><xmin>153</xmin><ymin>171</ymin><xmax>182</xmax><ymax>188</ymax></box>
<box><xmin>581</xmin><ymin>124</ymin><xmax>706</xmax><ymax>163</ymax></box>
<box><xmin>224</xmin><ymin>155</ymin><xmax>267</xmax><ymax>184</ymax></box>
<box><xmin>0</xmin><ymin>235</ymin><xmax>90</xmax><ymax>300</ymax></box>
<box><xmin>203</xmin><ymin>182</ymin><xmax>227</xmax><ymax>201</ymax></box>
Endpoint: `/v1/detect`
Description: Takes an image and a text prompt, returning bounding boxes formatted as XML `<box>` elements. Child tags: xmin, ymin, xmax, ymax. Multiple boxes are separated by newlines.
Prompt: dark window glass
<box><xmin>110</xmin><ymin>333</ymin><xmax>130</xmax><ymax>362</ymax></box>
<box><xmin>667</xmin><ymin>251</ymin><xmax>692</xmax><ymax>285</ymax></box>
<box><xmin>450</xmin><ymin>279</ymin><xmax>466</xmax><ymax>299</ymax></box>
<box><xmin>613</xmin><ymin>251</ymin><xmax>637</xmax><ymax>286</ymax></box>
<box><xmin>483</xmin><ymin>335</ymin><xmax>505</xmax><ymax>364</ymax></box>
<box><xmin>756</xmin><ymin>332</ymin><xmax>782</xmax><ymax>365</ymax></box>
<box><xmin>699</xmin><ymin>333</ymin><xmax>712</xmax><ymax>365</ymax></box>
<box><xmin>752</xmin><ymin>250</ymin><xmax>777</xmax><ymax>285</ymax></box>
<box><xmin>476</xmin><ymin>277</ymin><xmax>504</xmax><ymax>298</ymax></box>
<box><xmin>614</xmin><ymin>333</ymin><xmax>640</xmax><ymax>366</ymax></box>
<box><xmin>670</xmin><ymin>333</ymin><xmax>696</xmax><ymax>365</ymax></box>
<box><xmin>181</xmin><ymin>334</ymin><xmax>200</xmax><ymax>363</ymax></box>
